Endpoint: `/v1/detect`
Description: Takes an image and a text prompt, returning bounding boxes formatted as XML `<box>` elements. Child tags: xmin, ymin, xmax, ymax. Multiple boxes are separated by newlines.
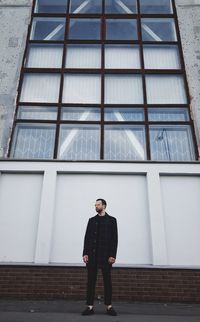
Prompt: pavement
<box><xmin>0</xmin><ymin>300</ymin><xmax>200</xmax><ymax>322</ymax></box>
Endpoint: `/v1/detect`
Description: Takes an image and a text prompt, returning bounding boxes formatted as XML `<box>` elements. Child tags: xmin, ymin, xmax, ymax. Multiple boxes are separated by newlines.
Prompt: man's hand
<box><xmin>108</xmin><ymin>257</ymin><xmax>116</xmax><ymax>264</ymax></box>
<box><xmin>83</xmin><ymin>255</ymin><xmax>89</xmax><ymax>263</ymax></box>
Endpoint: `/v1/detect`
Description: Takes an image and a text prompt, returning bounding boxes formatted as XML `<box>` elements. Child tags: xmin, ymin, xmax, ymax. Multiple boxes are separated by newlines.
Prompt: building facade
<box><xmin>0</xmin><ymin>0</ymin><xmax>200</xmax><ymax>302</ymax></box>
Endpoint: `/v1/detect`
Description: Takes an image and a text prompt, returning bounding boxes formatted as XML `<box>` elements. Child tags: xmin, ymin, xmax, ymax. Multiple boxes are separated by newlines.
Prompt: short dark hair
<box><xmin>96</xmin><ymin>198</ymin><xmax>107</xmax><ymax>207</ymax></box>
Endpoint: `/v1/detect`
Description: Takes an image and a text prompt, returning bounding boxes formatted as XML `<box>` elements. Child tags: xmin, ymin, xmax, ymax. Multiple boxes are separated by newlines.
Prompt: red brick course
<box><xmin>0</xmin><ymin>266</ymin><xmax>200</xmax><ymax>303</ymax></box>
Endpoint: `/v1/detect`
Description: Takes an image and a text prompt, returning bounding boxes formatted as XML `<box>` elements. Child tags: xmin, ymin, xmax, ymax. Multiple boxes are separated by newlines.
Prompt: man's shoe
<box><xmin>82</xmin><ymin>307</ymin><xmax>94</xmax><ymax>315</ymax></box>
<box><xmin>107</xmin><ymin>307</ymin><xmax>117</xmax><ymax>316</ymax></box>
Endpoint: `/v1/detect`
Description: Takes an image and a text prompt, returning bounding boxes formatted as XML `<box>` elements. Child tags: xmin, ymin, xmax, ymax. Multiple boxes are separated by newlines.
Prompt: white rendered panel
<box><xmin>50</xmin><ymin>174</ymin><xmax>151</xmax><ymax>265</ymax></box>
<box><xmin>161</xmin><ymin>176</ymin><xmax>200</xmax><ymax>265</ymax></box>
<box><xmin>0</xmin><ymin>173</ymin><xmax>43</xmax><ymax>262</ymax></box>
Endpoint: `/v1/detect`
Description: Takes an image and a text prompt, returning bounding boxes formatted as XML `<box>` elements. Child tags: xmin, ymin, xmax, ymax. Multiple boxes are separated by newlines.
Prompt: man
<box><xmin>82</xmin><ymin>198</ymin><xmax>118</xmax><ymax>316</ymax></box>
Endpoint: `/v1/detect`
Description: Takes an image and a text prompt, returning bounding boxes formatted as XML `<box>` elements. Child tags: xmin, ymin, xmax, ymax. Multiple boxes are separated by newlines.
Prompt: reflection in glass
<box><xmin>17</xmin><ymin>106</ymin><xmax>57</xmax><ymax>120</ymax></box>
<box><xmin>69</xmin><ymin>18</ymin><xmax>100</xmax><ymax>40</ymax></box>
<box><xmin>105</xmin><ymin>0</ymin><xmax>137</xmax><ymax>13</ymax></box>
<box><xmin>150</xmin><ymin>125</ymin><xmax>195</xmax><ymax>161</ymax></box>
<box><xmin>63</xmin><ymin>74</ymin><xmax>101</xmax><ymax>104</ymax></box>
<box><xmin>148</xmin><ymin>108</ymin><xmax>189</xmax><ymax>121</ymax></box>
<box><xmin>105</xmin><ymin>108</ymin><xmax>144</xmax><ymax>121</ymax></box>
<box><xmin>105</xmin><ymin>75</ymin><xmax>143</xmax><ymax>104</ymax></box>
<box><xmin>143</xmin><ymin>45</ymin><xmax>181</xmax><ymax>69</ymax></box>
<box><xmin>69</xmin><ymin>0</ymin><xmax>102</xmax><ymax>13</ymax></box>
<box><xmin>25</xmin><ymin>44</ymin><xmax>63</xmax><ymax>68</ymax></box>
<box><xmin>58</xmin><ymin>125</ymin><xmax>100</xmax><ymax>160</ymax></box>
<box><xmin>35</xmin><ymin>0</ymin><xmax>68</xmax><ymax>13</ymax></box>
<box><xmin>104</xmin><ymin>125</ymin><xmax>146</xmax><ymax>160</ymax></box>
<box><xmin>61</xmin><ymin>107</ymin><xmax>100</xmax><ymax>121</ymax></box>
<box><xmin>10</xmin><ymin>124</ymin><xmax>56</xmax><ymax>159</ymax></box>
<box><xmin>31</xmin><ymin>18</ymin><xmax>65</xmax><ymax>41</ymax></box>
<box><xmin>106</xmin><ymin>19</ymin><xmax>138</xmax><ymax>40</ymax></box>
<box><xmin>141</xmin><ymin>18</ymin><xmax>177</xmax><ymax>41</ymax></box>
<box><xmin>145</xmin><ymin>75</ymin><xmax>187</xmax><ymax>104</ymax></box>
<box><xmin>65</xmin><ymin>44</ymin><xmax>101</xmax><ymax>68</ymax></box>
<box><xmin>105</xmin><ymin>45</ymin><xmax>140</xmax><ymax>69</ymax></box>
<box><xmin>140</xmin><ymin>0</ymin><xmax>173</xmax><ymax>14</ymax></box>
<box><xmin>20</xmin><ymin>74</ymin><xmax>60</xmax><ymax>103</ymax></box>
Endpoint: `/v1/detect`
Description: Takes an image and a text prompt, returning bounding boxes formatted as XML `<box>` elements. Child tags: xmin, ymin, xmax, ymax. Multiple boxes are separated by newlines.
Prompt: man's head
<box><xmin>95</xmin><ymin>198</ymin><xmax>107</xmax><ymax>213</ymax></box>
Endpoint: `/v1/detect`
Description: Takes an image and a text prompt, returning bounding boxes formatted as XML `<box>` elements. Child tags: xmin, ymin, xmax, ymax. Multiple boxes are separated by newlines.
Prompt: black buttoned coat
<box><xmin>82</xmin><ymin>213</ymin><xmax>118</xmax><ymax>268</ymax></box>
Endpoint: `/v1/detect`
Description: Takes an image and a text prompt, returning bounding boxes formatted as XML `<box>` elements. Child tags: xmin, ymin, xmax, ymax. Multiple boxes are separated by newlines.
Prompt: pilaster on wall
<box><xmin>175</xmin><ymin>0</ymin><xmax>200</xmax><ymax>148</ymax></box>
<box><xmin>0</xmin><ymin>0</ymin><xmax>32</xmax><ymax>158</ymax></box>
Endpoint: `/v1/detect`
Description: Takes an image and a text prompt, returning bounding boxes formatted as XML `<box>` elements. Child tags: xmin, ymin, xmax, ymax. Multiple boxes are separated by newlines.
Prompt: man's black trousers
<box><xmin>86</xmin><ymin>265</ymin><xmax>112</xmax><ymax>305</ymax></box>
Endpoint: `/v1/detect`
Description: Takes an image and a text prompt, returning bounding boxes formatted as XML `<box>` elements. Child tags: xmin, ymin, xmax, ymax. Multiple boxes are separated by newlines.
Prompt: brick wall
<box><xmin>0</xmin><ymin>266</ymin><xmax>200</xmax><ymax>303</ymax></box>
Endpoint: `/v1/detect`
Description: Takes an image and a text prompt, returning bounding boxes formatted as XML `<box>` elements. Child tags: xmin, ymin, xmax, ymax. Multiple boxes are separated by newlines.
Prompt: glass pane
<box><xmin>69</xmin><ymin>0</ymin><xmax>102</xmax><ymax>13</ymax></box>
<box><xmin>105</xmin><ymin>0</ymin><xmax>137</xmax><ymax>13</ymax></box>
<box><xmin>25</xmin><ymin>44</ymin><xmax>63</xmax><ymax>68</ymax></box>
<box><xmin>143</xmin><ymin>45</ymin><xmax>181</xmax><ymax>69</ymax></box>
<box><xmin>106</xmin><ymin>19</ymin><xmax>138</xmax><ymax>40</ymax></box>
<box><xmin>104</xmin><ymin>125</ymin><xmax>146</xmax><ymax>160</ymax></box>
<box><xmin>35</xmin><ymin>0</ymin><xmax>68</xmax><ymax>13</ymax></box>
<box><xmin>10</xmin><ymin>124</ymin><xmax>56</xmax><ymax>159</ymax></box>
<box><xmin>148</xmin><ymin>108</ymin><xmax>189</xmax><ymax>121</ymax></box>
<box><xmin>20</xmin><ymin>74</ymin><xmax>60</xmax><ymax>103</ymax></box>
<box><xmin>58</xmin><ymin>125</ymin><xmax>100</xmax><ymax>160</ymax></box>
<box><xmin>69</xmin><ymin>19</ymin><xmax>100</xmax><ymax>40</ymax></box>
<box><xmin>145</xmin><ymin>75</ymin><xmax>187</xmax><ymax>104</ymax></box>
<box><xmin>141</xmin><ymin>18</ymin><xmax>177</xmax><ymax>41</ymax></box>
<box><xmin>105</xmin><ymin>45</ymin><xmax>140</xmax><ymax>69</ymax></box>
<box><xmin>31</xmin><ymin>18</ymin><xmax>65</xmax><ymax>41</ymax></box>
<box><xmin>105</xmin><ymin>108</ymin><xmax>144</xmax><ymax>121</ymax></box>
<box><xmin>63</xmin><ymin>74</ymin><xmax>101</xmax><ymax>104</ymax></box>
<box><xmin>61</xmin><ymin>107</ymin><xmax>100</xmax><ymax>121</ymax></box>
<box><xmin>140</xmin><ymin>0</ymin><xmax>173</xmax><ymax>14</ymax></box>
<box><xmin>65</xmin><ymin>45</ymin><xmax>101</xmax><ymax>68</ymax></box>
<box><xmin>150</xmin><ymin>125</ymin><xmax>195</xmax><ymax>161</ymax></box>
<box><xmin>105</xmin><ymin>75</ymin><xmax>143</xmax><ymax>104</ymax></box>
<box><xmin>17</xmin><ymin>106</ymin><xmax>57</xmax><ymax>120</ymax></box>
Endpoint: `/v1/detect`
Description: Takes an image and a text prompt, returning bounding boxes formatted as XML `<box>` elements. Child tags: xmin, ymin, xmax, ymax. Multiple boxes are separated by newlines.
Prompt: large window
<box><xmin>9</xmin><ymin>0</ymin><xmax>197</xmax><ymax>161</ymax></box>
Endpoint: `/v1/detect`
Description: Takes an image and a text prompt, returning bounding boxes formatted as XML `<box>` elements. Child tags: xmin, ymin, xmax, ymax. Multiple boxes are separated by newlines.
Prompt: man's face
<box><xmin>95</xmin><ymin>200</ymin><xmax>105</xmax><ymax>213</ymax></box>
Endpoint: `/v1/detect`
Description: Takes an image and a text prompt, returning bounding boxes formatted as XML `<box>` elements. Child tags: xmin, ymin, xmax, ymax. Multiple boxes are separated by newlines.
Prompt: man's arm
<box><xmin>82</xmin><ymin>219</ymin><xmax>90</xmax><ymax>258</ymax></box>
<box><xmin>109</xmin><ymin>218</ymin><xmax>118</xmax><ymax>259</ymax></box>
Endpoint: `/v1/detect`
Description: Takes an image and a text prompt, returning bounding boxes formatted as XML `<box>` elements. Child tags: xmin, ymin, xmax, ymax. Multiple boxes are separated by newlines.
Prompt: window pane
<box><xmin>63</xmin><ymin>74</ymin><xmax>101</xmax><ymax>104</ymax></box>
<box><xmin>145</xmin><ymin>75</ymin><xmax>187</xmax><ymax>104</ymax></box>
<box><xmin>35</xmin><ymin>0</ymin><xmax>68</xmax><ymax>13</ymax></box>
<box><xmin>31</xmin><ymin>18</ymin><xmax>65</xmax><ymax>41</ymax></box>
<box><xmin>105</xmin><ymin>75</ymin><xmax>143</xmax><ymax>104</ymax></box>
<box><xmin>143</xmin><ymin>45</ymin><xmax>181</xmax><ymax>69</ymax></box>
<box><xmin>20</xmin><ymin>74</ymin><xmax>60</xmax><ymax>103</ymax></box>
<box><xmin>69</xmin><ymin>0</ymin><xmax>102</xmax><ymax>13</ymax></box>
<box><xmin>105</xmin><ymin>0</ymin><xmax>137</xmax><ymax>13</ymax></box>
<box><xmin>105</xmin><ymin>108</ymin><xmax>144</xmax><ymax>121</ymax></box>
<box><xmin>10</xmin><ymin>124</ymin><xmax>56</xmax><ymax>159</ymax></box>
<box><xmin>105</xmin><ymin>45</ymin><xmax>140</xmax><ymax>69</ymax></box>
<box><xmin>141</xmin><ymin>18</ymin><xmax>177</xmax><ymax>41</ymax></box>
<box><xmin>69</xmin><ymin>19</ymin><xmax>100</xmax><ymax>40</ymax></box>
<box><xmin>61</xmin><ymin>107</ymin><xmax>100</xmax><ymax>121</ymax></box>
<box><xmin>148</xmin><ymin>108</ymin><xmax>189</xmax><ymax>121</ymax></box>
<box><xmin>65</xmin><ymin>45</ymin><xmax>101</xmax><ymax>68</ymax></box>
<box><xmin>150</xmin><ymin>125</ymin><xmax>195</xmax><ymax>161</ymax></box>
<box><xmin>104</xmin><ymin>125</ymin><xmax>146</xmax><ymax>160</ymax></box>
<box><xmin>106</xmin><ymin>19</ymin><xmax>138</xmax><ymax>40</ymax></box>
<box><xmin>17</xmin><ymin>106</ymin><xmax>57</xmax><ymax>120</ymax></box>
<box><xmin>58</xmin><ymin>125</ymin><xmax>100</xmax><ymax>160</ymax></box>
<box><xmin>140</xmin><ymin>0</ymin><xmax>173</xmax><ymax>14</ymax></box>
<box><xmin>25</xmin><ymin>44</ymin><xmax>63</xmax><ymax>68</ymax></box>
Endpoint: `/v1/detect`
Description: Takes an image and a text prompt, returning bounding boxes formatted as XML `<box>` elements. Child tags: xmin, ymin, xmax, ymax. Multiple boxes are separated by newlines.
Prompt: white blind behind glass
<box><xmin>65</xmin><ymin>45</ymin><xmax>101</xmax><ymax>68</ymax></box>
<box><xmin>105</xmin><ymin>45</ymin><xmax>140</xmax><ymax>69</ymax></box>
<box><xmin>105</xmin><ymin>75</ymin><xmax>143</xmax><ymax>104</ymax></box>
<box><xmin>144</xmin><ymin>45</ymin><xmax>180</xmax><ymax>69</ymax></box>
<box><xmin>26</xmin><ymin>44</ymin><xmax>63</xmax><ymax>68</ymax></box>
<box><xmin>20</xmin><ymin>74</ymin><xmax>60</xmax><ymax>103</ymax></box>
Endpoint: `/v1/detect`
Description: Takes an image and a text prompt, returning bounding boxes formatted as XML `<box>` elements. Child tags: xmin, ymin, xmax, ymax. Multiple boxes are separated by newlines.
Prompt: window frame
<box><xmin>7</xmin><ymin>0</ymin><xmax>198</xmax><ymax>161</ymax></box>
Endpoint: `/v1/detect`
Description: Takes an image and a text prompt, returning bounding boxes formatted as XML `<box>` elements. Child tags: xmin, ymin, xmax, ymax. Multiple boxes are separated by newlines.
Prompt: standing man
<box><xmin>82</xmin><ymin>198</ymin><xmax>118</xmax><ymax>316</ymax></box>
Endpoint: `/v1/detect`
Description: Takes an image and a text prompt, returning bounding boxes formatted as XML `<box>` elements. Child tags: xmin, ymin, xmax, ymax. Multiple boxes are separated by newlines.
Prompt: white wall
<box><xmin>0</xmin><ymin>161</ymin><xmax>200</xmax><ymax>268</ymax></box>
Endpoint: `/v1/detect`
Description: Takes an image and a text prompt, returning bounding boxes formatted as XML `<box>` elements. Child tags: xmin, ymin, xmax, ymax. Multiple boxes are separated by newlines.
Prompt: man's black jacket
<box><xmin>82</xmin><ymin>213</ymin><xmax>118</xmax><ymax>267</ymax></box>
